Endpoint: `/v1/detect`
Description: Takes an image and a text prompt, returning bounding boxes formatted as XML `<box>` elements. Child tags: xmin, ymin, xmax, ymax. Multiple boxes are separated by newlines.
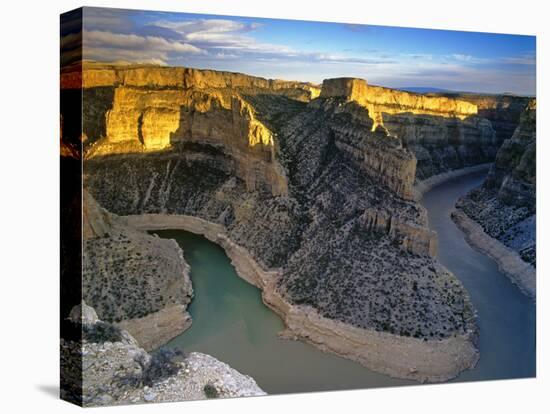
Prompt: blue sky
<box><xmin>63</xmin><ymin>7</ymin><xmax>536</xmax><ymax>95</ymax></box>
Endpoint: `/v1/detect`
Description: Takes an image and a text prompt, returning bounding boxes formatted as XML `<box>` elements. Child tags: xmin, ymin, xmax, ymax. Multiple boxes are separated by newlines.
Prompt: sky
<box><xmin>61</xmin><ymin>7</ymin><xmax>536</xmax><ymax>95</ymax></box>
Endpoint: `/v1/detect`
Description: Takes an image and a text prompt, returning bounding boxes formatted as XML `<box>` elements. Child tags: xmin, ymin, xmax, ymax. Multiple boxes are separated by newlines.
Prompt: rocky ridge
<box><xmin>320</xmin><ymin>78</ymin><xmax>498</xmax><ymax>180</ymax></box>
<box><xmin>454</xmin><ymin>99</ymin><xmax>536</xmax><ymax>296</ymax></box>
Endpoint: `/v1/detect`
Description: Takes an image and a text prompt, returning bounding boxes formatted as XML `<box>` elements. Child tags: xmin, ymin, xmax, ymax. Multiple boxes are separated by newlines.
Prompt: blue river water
<box><xmin>156</xmin><ymin>171</ymin><xmax>535</xmax><ymax>394</ymax></box>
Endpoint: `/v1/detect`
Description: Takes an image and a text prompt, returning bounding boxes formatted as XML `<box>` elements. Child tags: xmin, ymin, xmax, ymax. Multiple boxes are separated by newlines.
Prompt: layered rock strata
<box><xmin>454</xmin><ymin>100</ymin><xmax>536</xmax><ymax>297</ymax></box>
<box><xmin>64</xmin><ymin>63</ymin><xmax>298</xmax><ymax>197</ymax></box>
<box><xmin>61</xmin><ymin>61</ymin><xmax>320</xmax><ymax>100</ymax></box>
<box><xmin>61</xmin><ymin>303</ymin><xmax>265</xmax><ymax>406</ymax></box>
<box><xmin>320</xmin><ymin>78</ymin><xmax>497</xmax><ymax>180</ymax></box>
<box><xmin>441</xmin><ymin>93</ymin><xmax>532</xmax><ymax>144</ymax></box>
<box><xmin>83</xmin><ymin>190</ymin><xmax>193</xmax><ymax>350</ymax></box>
<box><xmin>83</xmin><ymin>68</ymin><xmax>480</xmax><ymax>381</ymax></box>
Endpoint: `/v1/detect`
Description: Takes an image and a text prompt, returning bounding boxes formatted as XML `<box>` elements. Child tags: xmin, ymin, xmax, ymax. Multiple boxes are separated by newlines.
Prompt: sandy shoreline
<box><xmin>414</xmin><ymin>163</ymin><xmax>492</xmax><ymax>200</ymax></box>
<box><xmin>121</xmin><ymin>213</ymin><xmax>479</xmax><ymax>383</ymax></box>
<box><xmin>451</xmin><ymin>209</ymin><xmax>536</xmax><ymax>300</ymax></box>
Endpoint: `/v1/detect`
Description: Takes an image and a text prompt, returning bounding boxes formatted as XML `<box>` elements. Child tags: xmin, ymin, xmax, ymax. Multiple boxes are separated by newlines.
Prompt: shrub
<box><xmin>141</xmin><ymin>347</ymin><xmax>186</xmax><ymax>386</ymax></box>
<box><xmin>82</xmin><ymin>321</ymin><xmax>124</xmax><ymax>343</ymax></box>
<box><xmin>203</xmin><ymin>383</ymin><xmax>219</xmax><ymax>399</ymax></box>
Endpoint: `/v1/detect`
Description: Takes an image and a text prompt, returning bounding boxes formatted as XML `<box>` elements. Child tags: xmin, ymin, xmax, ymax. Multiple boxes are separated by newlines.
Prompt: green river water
<box><xmin>156</xmin><ymin>171</ymin><xmax>536</xmax><ymax>394</ymax></box>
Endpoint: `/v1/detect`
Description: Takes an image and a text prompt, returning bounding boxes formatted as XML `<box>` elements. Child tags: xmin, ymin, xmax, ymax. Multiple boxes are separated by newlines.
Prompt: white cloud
<box><xmin>500</xmin><ymin>54</ymin><xmax>536</xmax><ymax>65</ymax></box>
<box><xmin>83</xmin><ymin>46</ymin><xmax>170</xmax><ymax>65</ymax></box>
<box><xmin>60</xmin><ymin>31</ymin><xmax>81</xmax><ymax>50</ymax></box>
<box><xmin>83</xmin><ymin>30</ymin><xmax>203</xmax><ymax>54</ymax></box>
<box><xmin>72</xmin><ymin>29</ymin><xmax>204</xmax><ymax>64</ymax></box>
<box><xmin>152</xmin><ymin>18</ymin><xmax>295</xmax><ymax>55</ymax></box>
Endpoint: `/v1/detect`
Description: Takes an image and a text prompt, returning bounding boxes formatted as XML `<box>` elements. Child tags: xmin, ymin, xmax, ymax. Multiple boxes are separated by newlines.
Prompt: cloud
<box><xmin>500</xmin><ymin>53</ymin><xmax>536</xmax><ymax>65</ymax></box>
<box><xmin>83</xmin><ymin>46</ymin><xmax>169</xmax><ymax>66</ymax></box>
<box><xmin>152</xmin><ymin>18</ymin><xmax>294</xmax><ymax>55</ymax></box>
<box><xmin>309</xmin><ymin>53</ymin><xmax>395</xmax><ymax>65</ymax></box>
<box><xmin>84</xmin><ymin>30</ymin><xmax>203</xmax><ymax>53</ymax></box>
<box><xmin>76</xmin><ymin>29</ymin><xmax>204</xmax><ymax>64</ymax></box>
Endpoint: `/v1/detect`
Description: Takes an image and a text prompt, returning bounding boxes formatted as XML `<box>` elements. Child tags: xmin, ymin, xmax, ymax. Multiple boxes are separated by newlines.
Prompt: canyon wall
<box><xmin>320</xmin><ymin>78</ymin><xmax>498</xmax><ymax>180</ymax></box>
<box><xmin>320</xmin><ymin>78</ymin><xmax>478</xmax><ymax>122</ymax></box>
<box><xmin>456</xmin><ymin>99</ymin><xmax>536</xmax><ymax>271</ymax></box>
<box><xmin>82</xmin><ymin>190</ymin><xmax>193</xmax><ymax>350</ymax></box>
<box><xmin>63</xmin><ymin>63</ymin><xmax>301</xmax><ymax>197</ymax></box>
<box><xmin>441</xmin><ymin>93</ymin><xmax>532</xmax><ymax>143</ymax></box>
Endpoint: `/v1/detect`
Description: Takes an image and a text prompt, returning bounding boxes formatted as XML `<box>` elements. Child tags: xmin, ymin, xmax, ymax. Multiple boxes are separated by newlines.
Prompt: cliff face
<box><xmin>62</xmin><ymin>62</ymin><xmax>320</xmax><ymax>100</ymax></box>
<box><xmin>442</xmin><ymin>93</ymin><xmax>532</xmax><ymax>144</ymax></box>
<box><xmin>65</xmin><ymin>63</ymin><xmax>297</xmax><ymax>197</ymax></box>
<box><xmin>320</xmin><ymin>78</ymin><xmax>497</xmax><ymax>180</ymax></box>
<box><xmin>82</xmin><ymin>190</ymin><xmax>193</xmax><ymax>350</ymax></box>
<box><xmin>66</xmin><ymin>67</ymin><xmax>501</xmax><ymax>197</ymax></box>
<box><xmin>456</xmin><ymin>100</ymin><xmax>536</xmax><ymax>267</ymax></box>
<box><xmin>485</xmin><ymin>99</ymin><xmax>536</xmax><ymax>205</ymax></box>
<box><xmin>321</xmin><ymin>78</ymin><xmax>478</xmax><ymax>121</ymax></box>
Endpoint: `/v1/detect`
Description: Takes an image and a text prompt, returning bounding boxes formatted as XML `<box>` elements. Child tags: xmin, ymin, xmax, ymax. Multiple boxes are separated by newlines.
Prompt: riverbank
<box><xmin>414</xmin><ymin>163</ymin><xmax>492</xmax><ymax>200</ymax></box>
<box><xmin>451</xmin><ymin>209</ymin><xmax>536</xmax><ymax>300</ymax></box>
<box><xmin>121</xmin><ymin>213</ymin><xmax>479</xmax><ymax>383</ymax></box>
<box><xmin>62</xmin><ymin>303</ymin><xmax>265</xmax><ymax>406</ymax></box>
<box><xmin>420</xmin><ymin>172</ymin><xmax>535</xmax><ymax>381</ymax></box>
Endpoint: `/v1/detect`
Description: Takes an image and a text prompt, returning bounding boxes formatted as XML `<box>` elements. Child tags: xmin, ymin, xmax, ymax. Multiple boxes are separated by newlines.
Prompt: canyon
<box><xmin>454</xmin><ymin>99</ymin><xmax>536</xmax><ymax>298</ymax></box>
<box><xmin>61</xmin><ymin>62</ymin><xmax>533</xmax><ymax>389</ymax></box>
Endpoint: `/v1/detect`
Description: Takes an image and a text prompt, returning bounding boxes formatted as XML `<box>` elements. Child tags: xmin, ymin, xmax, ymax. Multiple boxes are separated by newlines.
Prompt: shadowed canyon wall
<box><xmin>456</xmin><ymin>99</ymin><xmax>536</xmax><ymax>268</ymax></box>
<box><xmin>440</xmin><ymin>93</ymin><xmax>532</xmax><ymax>143</ymax></box>
<box><xmin>61</xmin><ymin>62</ymin><xmax>325</xmax><ymax>197</ymax></box>
<box><xmin>320</xmin><ymin>78</ymin><xmax>498</xmax><ymax>180</ymax></box>
<box><xmin>82</xmin><ymin>190</ymin><xmax>194</xmax><ymax>351</ymax></box>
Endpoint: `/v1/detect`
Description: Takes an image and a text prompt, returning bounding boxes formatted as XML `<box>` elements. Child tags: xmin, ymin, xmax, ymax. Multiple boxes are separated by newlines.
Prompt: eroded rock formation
<box><xmin>456</xmin><ymin>99</ymin><xmax>536</xmax><ymax>268</ymax></box>
<box><xmin>82</xmin><ymin>190</ymin><xmax>193</xmax><ymax>350</ymax></box>
<box><xmin>320</xmin><ymin>78</ymin><xmax>478</xmax><ymax>121</ymax></box>
<box><xmin>61</xmin><ymin>61</ymin><xmax>320</xmax><ymax>99</ymax></box>
<box><xmin>441</xmin><ymin>93</ymin><xmax>532</xmax><ymax>143</ymax></box>
<box><xmin>320</xmin><ymin>78</ymin><xmax>497</xmax><ymax>180</ymax></box>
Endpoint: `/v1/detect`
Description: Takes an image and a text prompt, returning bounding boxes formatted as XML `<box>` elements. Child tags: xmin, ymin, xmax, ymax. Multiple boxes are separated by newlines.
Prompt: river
<box><xmin>156</xmin><ymin>171</ymin><xmax>535</xmax><ymax>394</ymax></box>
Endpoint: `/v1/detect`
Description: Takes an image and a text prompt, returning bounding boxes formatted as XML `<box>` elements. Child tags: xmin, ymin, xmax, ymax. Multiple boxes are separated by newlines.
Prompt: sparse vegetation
<box><xmin>141</xmin><ymin>347</ymin><xmax>186</xmax><ymax>386</ymax></box>
<box><xmin>203</xmin><ymin>383</ymin><xmax>219</xmax><ymax>399</ymax></box>
<box><xmin>83</xmin><ymin>321</ymin><xmax>124</xmax><ymax>343</ymax></box>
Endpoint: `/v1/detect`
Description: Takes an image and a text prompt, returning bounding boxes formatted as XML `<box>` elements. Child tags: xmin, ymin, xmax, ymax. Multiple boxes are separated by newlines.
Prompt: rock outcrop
<box><xmin>320</xmin><ymin>78</ymin><xmax>478</xmax><ymax>122</ymax></box>
<box><xmin>82</xmin><ymin>190</ymin><xmax>193</xmax><ymax>350</ymax></box>
<box><xmin>61</xmin><ymin>61</ymin><xmax>320</xmax><ymax>100</ymax></box>
<box><xmin>81</xmin><ymin>66</ymin><xmax>480</xmax><ymax>381</ymax></box>
<box><xmin>320</xmin><ymin>78</ymin><xmax>498</xmax><ymax>181</ymax></box>
<box><xmin>454</xmin><ymin>100</ymin><xmax>536</xmax><ymax>296</ymax></box>
<box><xmin>441</xmin><ymin>93</ymin><xmax>532</xmax><ymax>144</ymax></box>
<box><xmin>63</xmin><ymin>62</ymin><xmax>297</xmax><ymax>197</ymax></box>
<box><xmin>61</xmin><ymin>304</ymin><xmax>265</xmax><ymax>406</ymax></box>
